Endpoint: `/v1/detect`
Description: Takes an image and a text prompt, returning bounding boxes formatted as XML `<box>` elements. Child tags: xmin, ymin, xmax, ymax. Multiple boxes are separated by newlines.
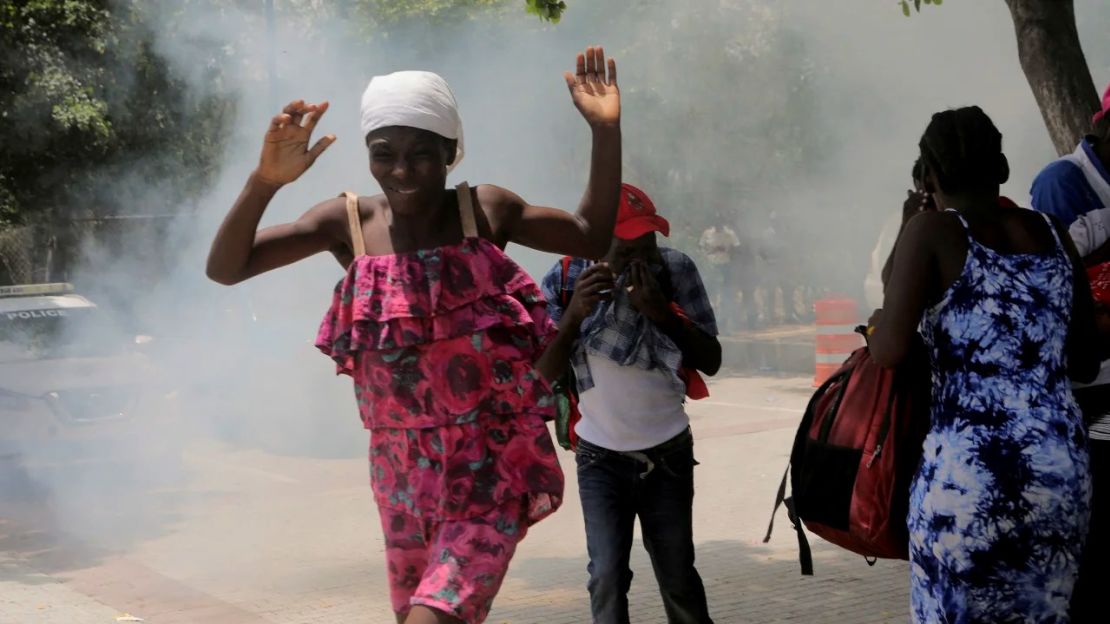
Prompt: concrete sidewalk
<box><xmin>0</xmin><ymin>375</ymin><xmax>909</xmax><ymax>623</ymax></box>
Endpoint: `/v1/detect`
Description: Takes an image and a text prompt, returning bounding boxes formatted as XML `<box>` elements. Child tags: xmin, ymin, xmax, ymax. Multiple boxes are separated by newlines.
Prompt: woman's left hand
<box><xmin>564</xmin><ymin>46</ymin><xmax>620</xmax><ymax>128</ymax></box>
<box><xmin>627</xmin><ymin>261</ymin><xmax>671</xmax><ymax>324</ymax></box>
<box><xmin>901</xmin><ymin>189</ymin><xmax>937</xmax><ymax>226</ymax></box>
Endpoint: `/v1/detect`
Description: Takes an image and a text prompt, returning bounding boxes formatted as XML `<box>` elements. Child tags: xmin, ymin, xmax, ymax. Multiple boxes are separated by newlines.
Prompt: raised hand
<box><xmin>564</xmin><ymin>46</ymin><xmax>619</xmax><ymax>128</ymax></box>
<box><xmin>567</xmin><ymin>262</ymin><xmax>615</xmax><ymax>326</ymax></box>
<box><xmin>627</xmin><ymin>261</ymin><xmax>670</xmax><ymax>324</ymax></box>
<box><xmin>256</xmin><ymin>100</ymin><xmax>336</xmax><ymax>186</ymax></box>
<box><xmin>901</xmin><ymin>189</ymin><xmax>935</xmax><ymax>225</ymax></box>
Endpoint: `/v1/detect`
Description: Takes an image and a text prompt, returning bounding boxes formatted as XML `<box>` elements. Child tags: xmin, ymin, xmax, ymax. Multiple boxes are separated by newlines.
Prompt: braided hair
<box><xmin>1097</xmin><ymin>113</ymin><xmax>1110</xmax><ymax>141</ymax></box>
<box><xmin>918</xmin><ymin>106</ymin><xmax>1009</xmax><ymax>195</ymax></box>
<box><xmin>911</xmin><ymin>157</ymin><xmax>924</xmax><ymax>184</ymax></box>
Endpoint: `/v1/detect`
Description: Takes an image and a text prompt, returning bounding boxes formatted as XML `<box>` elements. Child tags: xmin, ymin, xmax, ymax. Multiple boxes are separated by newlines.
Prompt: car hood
<box><xmin>0</xmin><ymin>354</ymin><xmax>156</xmax><ymax>397</ymax></box>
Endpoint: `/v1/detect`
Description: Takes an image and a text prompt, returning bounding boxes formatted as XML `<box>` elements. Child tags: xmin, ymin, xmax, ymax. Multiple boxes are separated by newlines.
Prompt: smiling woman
<box><xmin>205</xmin><ymin>46</ymin><xmax>620</xmax><ymax>624</ymax></box>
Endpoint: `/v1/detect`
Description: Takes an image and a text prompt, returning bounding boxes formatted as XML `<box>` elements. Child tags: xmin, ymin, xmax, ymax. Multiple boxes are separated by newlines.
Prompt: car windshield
<box><xmin>0</xmin><ymin>311</ymin><xmax>132</xmax><ymax>361</ymax></box>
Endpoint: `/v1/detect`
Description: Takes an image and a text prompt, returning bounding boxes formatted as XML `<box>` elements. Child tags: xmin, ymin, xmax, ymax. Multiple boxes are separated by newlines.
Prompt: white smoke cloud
<box><xmin>7</xmin><ymin>0</ymin><xmax>1109</xmax><ymax>565</ymax></box>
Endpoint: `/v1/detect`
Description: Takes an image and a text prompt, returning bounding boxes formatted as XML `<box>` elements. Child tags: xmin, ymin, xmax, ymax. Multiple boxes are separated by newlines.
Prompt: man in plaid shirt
<box><xmin>540</xmin><ymin>183</ymin><xmax>721</xmax><ymax>624</ymax></box>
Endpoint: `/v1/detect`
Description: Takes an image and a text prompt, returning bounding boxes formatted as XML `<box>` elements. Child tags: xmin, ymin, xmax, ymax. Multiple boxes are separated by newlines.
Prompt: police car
<box><xmin>0</xmin><ymin>283</ymin><xmax>179</xmax><ymax>478</ymax></box>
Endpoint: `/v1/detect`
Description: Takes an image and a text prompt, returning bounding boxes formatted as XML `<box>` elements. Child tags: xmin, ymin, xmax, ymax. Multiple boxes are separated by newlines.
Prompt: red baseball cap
<box><xmin>613</xmin><ymin>183</ymin><xmax>670</xmax><ymax>240</ymax></box>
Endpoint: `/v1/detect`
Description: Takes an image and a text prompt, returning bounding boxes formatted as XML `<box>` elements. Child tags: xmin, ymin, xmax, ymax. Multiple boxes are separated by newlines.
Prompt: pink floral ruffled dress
<box><xmin>315</xmin><ymin>184</ymin><xmax>564</xmax><ymax>622</ymax></box>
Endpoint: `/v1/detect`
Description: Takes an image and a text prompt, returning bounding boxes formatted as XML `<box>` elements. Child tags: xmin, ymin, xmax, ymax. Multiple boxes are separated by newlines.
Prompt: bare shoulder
<box><xmin>1010</xmin><ymin>204</ymin><xmax>1063</xmax><ymax>235</ymax></box>
<box><xmin>473</xmin><ymin>184</ymin><xmax>524</xmax><ymax>219</ymax></box>
<box><xmin>291</xmin><ymin>196</ymin><xmax>345</xmax><ymax>233</ymax></box>
<box><xmin>299</xmin><ymin>194</ymin><xmax>387</xmax><ymax>244</ymax></box>
<box><xmin>313</xmin><ymin>192</ymin><xmax>390</xmax><ymax>222</ymax></box>
<box><xmin>354</xmin><ymin>192</ymin><xmax>389</xmax><ymax>221</ymax></box>
<box><xmin>904</xmin><ymin>209</ymin><xmax>961</xmax><ymax>241</ymax></box>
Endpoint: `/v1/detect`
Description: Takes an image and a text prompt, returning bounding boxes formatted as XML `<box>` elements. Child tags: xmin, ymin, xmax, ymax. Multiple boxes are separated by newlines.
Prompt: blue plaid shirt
<box><xmin>540</xmin><ymin>247</ymin><xmax>718</xmax><ymax>395</ymax></box>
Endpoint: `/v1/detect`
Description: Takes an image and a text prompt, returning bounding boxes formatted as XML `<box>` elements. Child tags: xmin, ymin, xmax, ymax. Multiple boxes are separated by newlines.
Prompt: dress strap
<box><xmin>945</xmin><ymin>208</ymin><xmax>971</xmax><ymax>231</ymax></box>
<box><xmin>945</xmin><ymin>209</ymin><xmax>976</xmax><ymax>248</ymax></box>
<box><xmin>341</xmin><ymin>191</ymin><xmax>367</xmax><ymax>257</ymax></box>
<box><xmin>455</xmin><ymin>182</ymin><xmax>478</xmax><ymax>239</ymax></box>
<box><xmin>1038</xmin><ymin>211</ymin><xmax>1065</xmax><ymax>250</ymax></box>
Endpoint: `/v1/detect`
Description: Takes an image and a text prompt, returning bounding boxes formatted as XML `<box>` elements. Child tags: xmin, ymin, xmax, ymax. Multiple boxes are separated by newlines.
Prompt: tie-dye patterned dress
<box><xmin>910</xmin><ymin>211</ymin><xmax>1091</xmax><ymax>623</ymax></box>
<box><xmin>315</xmin><ymin>187</ymin><xmax>564</xmax><ymax>623</ymax></box>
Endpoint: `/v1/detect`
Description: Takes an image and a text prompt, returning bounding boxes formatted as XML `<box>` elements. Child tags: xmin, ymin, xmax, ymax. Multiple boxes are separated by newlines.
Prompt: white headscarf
<box><xmin>359</xmin><ymin>71</ymin><xmax>464</xmax><ymax>171</ymax></box>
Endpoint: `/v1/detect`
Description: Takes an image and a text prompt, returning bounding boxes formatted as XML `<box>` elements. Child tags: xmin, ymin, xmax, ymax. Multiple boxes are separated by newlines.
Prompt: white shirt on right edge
<box><xmin>1068</xmin><ymin>205</ymin><xmax>1110</xmax><ymax>257</ymax></box>
<box><xmin>1066</xmin><ymin>205</ymin><xmax>1110</xmax><ymax>440</ymax></box>
<box><xmin>575</xmin><ymin>352</ymin><xmax>688</xmax><ymax>452</ymax></box>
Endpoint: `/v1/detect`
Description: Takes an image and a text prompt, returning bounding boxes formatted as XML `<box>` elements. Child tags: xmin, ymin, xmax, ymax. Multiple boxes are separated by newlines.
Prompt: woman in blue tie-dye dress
<box><xmin>869</xmin><ymin>106</ymin><xmax>1103</xmax><ymax>623</ymax></box>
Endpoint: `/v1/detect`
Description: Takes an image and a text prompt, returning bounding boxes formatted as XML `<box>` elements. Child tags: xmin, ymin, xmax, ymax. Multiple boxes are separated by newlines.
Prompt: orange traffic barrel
<box><xmin>814</xmin><ymin>298</ymin><xmax>864</xmax><ymax>386</ymax></box>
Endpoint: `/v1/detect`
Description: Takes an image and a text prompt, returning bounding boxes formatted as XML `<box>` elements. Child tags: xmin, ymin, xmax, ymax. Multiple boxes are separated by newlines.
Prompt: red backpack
<box><xmin>764</xmin><ymin>329</ymin><xmax>930</xmax><ymax>574</ymax></box>
<box><xmin>553</xmin><ymin>257</ymin><xmax>709</xmax><ymax>451</ymax></box>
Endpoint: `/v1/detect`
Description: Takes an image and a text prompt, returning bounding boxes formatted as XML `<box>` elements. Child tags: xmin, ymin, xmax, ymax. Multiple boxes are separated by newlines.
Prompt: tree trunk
<box><xmin>1004</xmin><ymin>0</ymin><xmax>1099</xmax><ymax>155</ymax></box>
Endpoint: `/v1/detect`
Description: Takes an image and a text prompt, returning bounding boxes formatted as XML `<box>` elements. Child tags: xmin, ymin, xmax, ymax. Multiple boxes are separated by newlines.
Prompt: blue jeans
<box><xmin>576</xmin><ymin>430</ymin><xmax>714</xmax><ymax>624</ymax></box>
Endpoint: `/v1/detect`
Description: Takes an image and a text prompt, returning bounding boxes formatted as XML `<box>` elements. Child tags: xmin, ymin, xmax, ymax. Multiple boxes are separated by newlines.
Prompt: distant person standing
<box><xmin>699</xmin><ymin>216</ymin><xmax>740</xmax><ymax>332</ymax></box>
<box><xmin>732</xmin><ymin>229</ymin><xmax>761</xmax><ymax>329</ymax></box>
<box><xmin>1030</xmin><ymin>82</ymin><xmax>1110</xmax><ymax>624</ymax></box>
<box><xmin>757</xmin><ymin>211</ymin><xmax>803</xmax><ymax>324</ymax></box>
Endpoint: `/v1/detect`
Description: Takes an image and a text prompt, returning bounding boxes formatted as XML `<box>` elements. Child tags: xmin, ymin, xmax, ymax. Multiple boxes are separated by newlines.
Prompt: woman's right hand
<box><xmin>256</xmin><ymin>100</ymin><xmax>336</xmax><ymax>186</ymax></box>
<box><xmin>566</xmin><ymin>263</ymin><xmax>615</xmax><ymax>326</ymax></box>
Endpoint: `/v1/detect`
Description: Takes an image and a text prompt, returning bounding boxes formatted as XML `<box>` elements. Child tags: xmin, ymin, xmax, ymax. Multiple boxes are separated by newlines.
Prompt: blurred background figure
<box><xmin>699</xmin><ymin>212</ymin><xmax>740</xmax><ymax>333</ymax></box>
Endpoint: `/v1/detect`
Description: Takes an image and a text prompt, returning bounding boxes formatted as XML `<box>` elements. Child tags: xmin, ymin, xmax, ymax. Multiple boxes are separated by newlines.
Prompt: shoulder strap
<box><xmin>945</xmin><ymin>208</ymin><xmax>973</xmax><ymax>244</ymax></box>
<box><xmin>341</xmin><ymin>192</ymin><xmax>367</xmax><ymax>257</ymax></box>
<box><xmin>560</xmin><ymin>256</ymin><xmax>573</xmax><ymax>306</ymax></box>
<box><xmin>455</xmin><ymin>182</ymin><xmax>478</xmax><ymax>239</ymax></box>
<box><xmin>763</xmin><ymin>466</ymin><xmax>814</xmax><ymax>576</ymax></box>
<box><xmin>1038</xmin><ymin>211</ymin><xmax>1065</xmax><ymax>250</ymax></box>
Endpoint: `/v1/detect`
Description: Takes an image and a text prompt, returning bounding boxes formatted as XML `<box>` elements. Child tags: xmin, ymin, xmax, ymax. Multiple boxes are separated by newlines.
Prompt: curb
<box><xmin>720</xmin><ymin>325</ymin><xmax>816</xmax><ymax>375</ymax></box>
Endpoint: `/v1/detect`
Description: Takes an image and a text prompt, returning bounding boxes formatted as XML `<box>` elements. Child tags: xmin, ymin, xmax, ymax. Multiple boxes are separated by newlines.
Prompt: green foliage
<box><xmin>524</xmin><ymin>0</ymin><xmax>567</xmax><ymax>23</ymax></box>
<box><xmin>0</xmin><ymin>0</ymin><xmax>235</xmax><ymax>225</ymax></box>
<box><xmin>351</xmin><ymin>0</ymin><xmax>507</xmax><ymax>24</ymax></box>
<box><xmin>0</xmin><ymin>0</ymin><xmax>564</xmax><ymax>228</ymax></box>
<box><xmin>900</xmin><ymin>0</ymin><xmax>943</xmax><ymax>17</ymax></box>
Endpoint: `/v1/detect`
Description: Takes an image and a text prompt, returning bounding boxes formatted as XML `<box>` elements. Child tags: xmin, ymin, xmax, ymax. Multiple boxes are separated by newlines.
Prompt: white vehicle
<box><xmin>0</xmin><ymin>283</ymin><xmax>179</xmax><ymax>481</ymax></box>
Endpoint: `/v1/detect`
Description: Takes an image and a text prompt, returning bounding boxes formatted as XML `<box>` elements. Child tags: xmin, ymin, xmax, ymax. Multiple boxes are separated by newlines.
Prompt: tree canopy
<box><xmin>0</xmin><ymin>0</ymin><xmax>565</xmax><ymax>229</ymax></box>
<box><xmin>0</xmin><ymin>1</ymin><xmax>235</xmax><ymax>225</ymax></box>
<box><xmin>899</xmin><ymin>0</ymin><xmax>943</xmax><ymax>17</ymax></box>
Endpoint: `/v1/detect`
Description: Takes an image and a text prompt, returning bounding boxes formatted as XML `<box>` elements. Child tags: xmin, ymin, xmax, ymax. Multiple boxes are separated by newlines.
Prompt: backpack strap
<box><xmin>763</xmin><ymin>367</ymin><xmax>843</xmax><ymax>577</ymax></box>
<box><xmin>764</xmin><ymin>465</ymin><xmax>814</xmax><ymax>576</ymax></box>
<box><xmin>785</xmin><ymin>495</ymin><xmax>813</xmax><ymax>576</ymax></box>
<box><xmin>560</xmin><ymin>256</ymin><xmax>574</xmax><ymax>306</ymax></box>
<box><xmin>341</xmin><ymin>192</ymin><xmax>366</xmax><ymax>257</ymax></box>
<box><xmin>455</xmin><ymin>182</ymin><xmax>479</xmax><ymax>239</ymax></box>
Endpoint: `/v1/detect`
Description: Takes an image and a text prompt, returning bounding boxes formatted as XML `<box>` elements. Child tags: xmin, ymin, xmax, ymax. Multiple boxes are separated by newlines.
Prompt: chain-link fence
<box><xmin>0</xmin><ymin>216</ymin><xmax>185</xmax><ymax>288</ymax></box>
<box><xmin>0</xmin><ymin>225</ymin><xmax>42</xmax><ymax>285</ymax></box>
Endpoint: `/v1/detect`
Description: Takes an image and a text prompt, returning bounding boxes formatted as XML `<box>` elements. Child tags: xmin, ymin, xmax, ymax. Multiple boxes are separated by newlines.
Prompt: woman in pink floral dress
<box><xmin>206</xmin><ymin>48</ymin><xmax>620</xmax><ymax>624</ymax></box>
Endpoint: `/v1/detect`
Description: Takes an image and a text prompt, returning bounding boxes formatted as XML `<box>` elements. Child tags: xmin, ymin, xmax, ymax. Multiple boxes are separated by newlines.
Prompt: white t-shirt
<box><xmin>575</xmin><ymin>353</ymin><xmax>688</xmax><ymax>452</ymax></box>
<box><xmin>1066</xmin><ymin>206</ymin><xmax>1110</xmax><ymax>438</ymax></box>
<box><xmin>699</xmin><ymin>226</ymin><xmax>740</xmax><ymax>266</ymax></box>
<box><xmin>864</xmin><ymin>214</ymin><xmax>902</xmax><ymax>311</ymax></box>
<box><xmin>1069</xmin><ymin>206</ymin><xmax>1110</xmax><ymax>257</ymax></box>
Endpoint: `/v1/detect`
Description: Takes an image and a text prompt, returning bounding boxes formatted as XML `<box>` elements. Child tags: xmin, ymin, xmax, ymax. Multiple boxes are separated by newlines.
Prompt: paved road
<box><xmin>0</xmin><ymin>375</ymin><xmax>909</xmax><ymax>623</ymax></box>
